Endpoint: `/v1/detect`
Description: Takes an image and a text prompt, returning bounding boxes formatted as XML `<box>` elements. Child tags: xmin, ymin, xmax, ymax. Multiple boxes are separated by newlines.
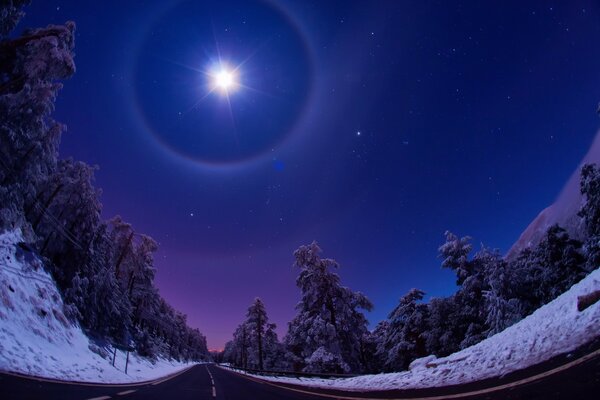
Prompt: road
<box><xmin>0</xmin><ymin>351</ymin><xmax>599</xmax><ymax>400</ymax></box>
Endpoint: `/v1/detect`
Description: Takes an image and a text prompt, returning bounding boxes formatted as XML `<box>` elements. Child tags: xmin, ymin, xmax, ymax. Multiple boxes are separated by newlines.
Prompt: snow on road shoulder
<box><xmin>0</xmin><ymin>229</ymin><xmax>196</xmax><ymax>383</ymax></box>
<box><xmin>248</xmin><ymin>268</ymin><xmax>600</xmax><ymax>391</ymax></box>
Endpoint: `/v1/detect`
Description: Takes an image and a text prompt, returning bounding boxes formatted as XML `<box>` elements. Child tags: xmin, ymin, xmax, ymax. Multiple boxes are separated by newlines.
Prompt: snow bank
<box><xmin>0</xmin><ymin>229</ymin><xmax>195</xmax><ymax>383</ymax></box>
<box><xmin>242</xmin><ymin>268</ymin><xmax>600</xmax><ymax>391</ymax></box>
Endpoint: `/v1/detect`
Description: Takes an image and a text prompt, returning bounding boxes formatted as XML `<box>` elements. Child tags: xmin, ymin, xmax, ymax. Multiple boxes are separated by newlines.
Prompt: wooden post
<box><xmin>112</xmin><ymin>347</ymin><xmax>117</xmax><ymax>366</ymax></box>
<box><xmin>125</xmin><ymin>350</ymin><xmax>130</xmax><ymax>375</ymax></box>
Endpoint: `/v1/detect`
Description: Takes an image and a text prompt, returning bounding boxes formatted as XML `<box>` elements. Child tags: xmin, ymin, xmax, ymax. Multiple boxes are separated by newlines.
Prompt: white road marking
<box><xmin>206</xmin><ymin>365</ymin><xmax>217</xmax><ymax>397</ymax></box>
<box><xmin>216</xmin><ymin>348</ymin><xmax>600</xmax><ymax>400</ymax></box>
<box><xmin>116</xmin><ymin>389</ymin><xmax>137</xmax><ymax>395</ymax></box>
<box><xmin>0</xmin><ymin>364</ymin><xmax>197</xmax><ymax>388</ymax></box>
<box><xmin>86</xmin><ymin>396</ymin><xmax>111</xmax><ymax>400</ymax></box>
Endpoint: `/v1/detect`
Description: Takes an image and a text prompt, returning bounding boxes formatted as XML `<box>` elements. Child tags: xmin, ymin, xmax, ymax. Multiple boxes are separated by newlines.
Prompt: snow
<box><xmin>0</xmin><ymin>229</ymin><xmax>196</xmax><ymax>383</ymax></box>
<box><xmin>507</xmin><ymin>129</ymin><xmax>600</xmax><ymax>259</ymax></box>
<box><xmin>231</xmin><ymin>268</ymin><xmax>600</xmax><ymax>391</ymax></box>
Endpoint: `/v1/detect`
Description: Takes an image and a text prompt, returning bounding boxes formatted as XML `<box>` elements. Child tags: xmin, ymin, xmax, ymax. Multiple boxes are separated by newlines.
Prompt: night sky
<box><xmin>19</xmin><ymin>1</ymin><xmax>600</xmax><ymax>350</ymax></box>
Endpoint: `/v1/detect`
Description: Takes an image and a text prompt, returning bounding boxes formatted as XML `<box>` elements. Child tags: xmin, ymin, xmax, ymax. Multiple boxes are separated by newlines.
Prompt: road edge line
<box><xmin>216</xmin><ymin>348</ymin><xmax>600</xmax><ymax>400</ymax></box>
<box><xmin>0</xmin><ymin>363</ymin><xmax>198</xmax><ymax>388</ymax></box>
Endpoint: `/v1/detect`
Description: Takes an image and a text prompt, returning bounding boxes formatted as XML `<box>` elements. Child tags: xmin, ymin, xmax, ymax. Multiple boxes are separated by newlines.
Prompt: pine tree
<box><xmin>482</xmin><ymin>250</ymin><xmax>524</xmax><ymax>336</ymax></box>
<box><xmin>0</xmin><ymin>2</ymin><xmax>209</xmax><ymax>363</ymax></box>
<box><xmin>0</xmin><ymin>0</ymin><xmax>30</xmax><ymax>38</ymax></box>
<box><xmin>580</xmin><ymin>163</ymin><xmax>600</xmax><ymax>236</ymax></box>
<box><xmin>439</xmin><ymin>231</ymin><xmax>473</xmax><ymax>285</ymax></box>
<box><xmin>246</xmin><ymin>298</ymin><xmax>268</xmax><ymax>370</ymax></box>
<box><xmin>378</xmin><ymin>289</ymin><xmax>428</xmax><ymax>371</ymax></box>
<box><xmin>285</xmin><ymin>242</ymin><xmax>372</xmax><ymax>373</ymax></box>
<box><xmin>0</xmin><ymin>8</ymin><xmax>76</xmax><ymax>234</ymax></box>
<box><xmin>423</xmin><ymin>296</ymin><xmax>460</xmax><ymax>356</ymax></box>
<box><xmin>224</xmin><ymin>298</ymin><xmax>287</xmax><ymax>370</ymax></box>
<box><xmin>579</xmin><ymin>163</ymin><xmax>600</xmax><ymax>272</ymax></box>
<box><xmin>528</xmin><ymin>225</ymin><xmax>585</xmax><ymax>306</ymax></box>
<box><xmin>365</xmin><ymin>320</ymin><xmax>389</xmax><ymax>373</ymax></box>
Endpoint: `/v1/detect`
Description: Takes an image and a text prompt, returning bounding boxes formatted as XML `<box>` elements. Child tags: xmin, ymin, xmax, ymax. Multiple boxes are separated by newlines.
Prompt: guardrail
<box><xmin>220</xmin><ymin>364</ymin><xmax>359</xmax><ymax>379</ymax></box>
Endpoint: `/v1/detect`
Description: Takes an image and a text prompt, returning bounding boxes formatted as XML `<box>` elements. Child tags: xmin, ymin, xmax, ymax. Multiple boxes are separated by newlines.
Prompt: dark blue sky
<box><xmin>20</xmin><ymin>0</ymin><xmax>600</xmax><ymax>349</ymax></box>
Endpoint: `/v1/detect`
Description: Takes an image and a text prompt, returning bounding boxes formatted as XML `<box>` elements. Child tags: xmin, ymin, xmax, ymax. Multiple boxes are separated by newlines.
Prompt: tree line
<box><xmin>0</xmin><ymin>1</ymin><xmax>208</xmax><ymax>362</ymax></box>
<box><xmin>223</xmin><ymin>165</ymin><xmax>600</xmax><ymax>373</ymax></box>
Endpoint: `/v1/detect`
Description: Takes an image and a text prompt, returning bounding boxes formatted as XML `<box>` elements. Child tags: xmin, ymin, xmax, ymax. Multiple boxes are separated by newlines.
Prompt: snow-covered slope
<box><xmin>507</xmin><ymin>129</ymin><xmax>600</xmax><ymax>259</ymax></box>
<box><xmin>238</xmin><ymin>268</ymin><xmax>600</xmax><ymax>391</ymax></box>
<box><xmin>0</xmin><ymin>229</ymin><xmax>195</xmax><ymax>383</ymax></box>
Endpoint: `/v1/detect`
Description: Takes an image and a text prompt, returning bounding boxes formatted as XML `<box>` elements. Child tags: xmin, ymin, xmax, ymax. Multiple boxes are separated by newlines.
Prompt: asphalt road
<box><xmin>1</xmin><ymin>351</ymin><xmax>599</xmax><ymax>400</ymax></box>
<box><xmin>0</xmin><ymin>364</ymin><xmax>319</xmax><ymax>400</ymax></box>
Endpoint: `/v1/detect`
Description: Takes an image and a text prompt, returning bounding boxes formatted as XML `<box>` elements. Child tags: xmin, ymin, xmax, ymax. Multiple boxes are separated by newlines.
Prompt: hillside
<box><xmin>507</xmin><ymin>130</ymin><xmax>600</xmax><ymax>258</ymax></box>
<box><xmin>235</xmin><ymin>267</ymin><xmax>600</xmax><ymax>390</ymax></box>
<box><xmin>0</xmin><ymin>229</ymin><xmax>195</xmax><ymax>383</ymax></box>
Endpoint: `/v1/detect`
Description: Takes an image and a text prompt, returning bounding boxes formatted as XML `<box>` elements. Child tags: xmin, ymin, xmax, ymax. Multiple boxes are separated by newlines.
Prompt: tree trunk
<box><xmin>257</xmin><ymin>314</ymin><xmax>264</xmax><ymax>370</ymax></box>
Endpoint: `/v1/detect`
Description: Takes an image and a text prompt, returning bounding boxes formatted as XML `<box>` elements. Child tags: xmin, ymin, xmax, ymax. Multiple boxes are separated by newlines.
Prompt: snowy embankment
<box><xmin>0</xmin><ymin>229</ymin><xmax>195</xmax><ymax>383</ymax></box>
<box><xmin>245</xmin><ymin>268</ymin><xmax>600</xmax><ymax>391</ymax></box>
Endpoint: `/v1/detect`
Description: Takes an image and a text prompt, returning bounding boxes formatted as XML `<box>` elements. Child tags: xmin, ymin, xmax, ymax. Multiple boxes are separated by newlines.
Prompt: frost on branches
<box><xmin>285</xmin><ymin>242</ymin><xmax>372</xmax><ymax>373</ymax></box>
<box><xmin>0</xmin><ymin>1</ymin><xmax>209</xmax><ymax>368</ymax></box>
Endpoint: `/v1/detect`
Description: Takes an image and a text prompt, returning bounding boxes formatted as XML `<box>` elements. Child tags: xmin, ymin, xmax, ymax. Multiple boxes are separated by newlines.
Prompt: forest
<box><xmin>222</xmin><ymin>165</ymin><xmax>600</xmax><ymax>373</ymax></box>
<box><xmin>0</xmin><ymin>2</ymin><xmax>208</xmax><ymax>362</ymax></box>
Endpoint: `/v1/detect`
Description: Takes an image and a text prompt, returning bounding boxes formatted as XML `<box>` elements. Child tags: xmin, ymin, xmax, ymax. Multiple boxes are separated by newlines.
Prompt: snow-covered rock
<box><xmin>241</xmin><ymin>268</ymin><xmax>600</xmax><ymax>391</ymax></box>
<box><xmin>507</xmin><ymin>129</ymin><xmax>600</xmax><ymax>259</ymax></box>
<box><xmin>0</xmin><ymin>229</ymin><xmax>195</xmax><ymax>383</ymax></box>
<box><xmin>408</xmin><ymin>355</ymin><xmax>437</xmax><ymax>371</ymax></box>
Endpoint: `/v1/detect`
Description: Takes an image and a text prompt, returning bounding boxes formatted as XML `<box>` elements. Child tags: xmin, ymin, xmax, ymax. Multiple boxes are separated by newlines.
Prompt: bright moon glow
<box><xmin>212</xmin><ymin>68</ymin><xmax>237</xmax><ymax>93</ymax></box>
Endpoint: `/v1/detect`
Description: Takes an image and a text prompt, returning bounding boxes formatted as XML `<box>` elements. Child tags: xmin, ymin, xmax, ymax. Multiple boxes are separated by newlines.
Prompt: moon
<box><xmin>212</xmin><ymin>68</ymin><xmax>237</xmax><ymax>93</ymax></box>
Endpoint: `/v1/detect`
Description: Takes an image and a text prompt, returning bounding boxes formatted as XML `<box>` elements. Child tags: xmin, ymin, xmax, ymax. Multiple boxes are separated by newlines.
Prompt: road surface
<box><xmin>0</xmin><ymin>351</ymin><xmax>599</xmax><ymax>400</ymax></box>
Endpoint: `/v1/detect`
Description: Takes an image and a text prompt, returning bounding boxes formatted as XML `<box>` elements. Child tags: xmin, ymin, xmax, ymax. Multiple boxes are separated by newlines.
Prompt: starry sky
<box><xmin>19</xmin><ymin>1</ymin><xmax>600</xmax><ymax>349</ymax></box>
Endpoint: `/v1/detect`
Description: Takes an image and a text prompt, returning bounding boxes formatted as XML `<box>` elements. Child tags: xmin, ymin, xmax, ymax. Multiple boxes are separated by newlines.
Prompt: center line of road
<box><xmin>116</xmin><ymin>389</ymin><xmax>137</xmax><ymax>396</ymax></box>
<box><xmin>206</xmin><ymin>366</ymin><xmax>217</xmax><ymax>398</ymax></box>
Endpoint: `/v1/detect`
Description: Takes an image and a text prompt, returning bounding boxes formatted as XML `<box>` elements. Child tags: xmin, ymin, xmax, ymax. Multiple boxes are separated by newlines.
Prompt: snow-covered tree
<box><xmin>0</xmin><ymin>0</ymin><xmax>30</xmax><ymax>38</ymax></box>
<box><xmin>285</xmin><ymin>242</ymin><xmax>372</xmax><ymax>373</ymax></box>
<box><xmin>262</xmin><ymin>322</ymin><xmax>288</xmax><ymax>370</ymax></box>
<box><xmin>303</xmin><ymin>347</ymin><xmax>350</xmax><ymax>374</ymax></box>
<box><xmin>0</xmin><ymin>9</ymin><xmax>76</xmax><ymax>233</ymax></box>
<box><xmin>231</xmin><ymin>323</ymin><xmax>251</xmax><ymax>368</ymax></box>
<box><xmin>435</xmin><ymin>233</ymin><xmax>488</xmax><ymax>350</ymax></box>
<box><xmin>423</xmin><ymin>296</ymin><xmax>460</xmax><ymax>356</ymax></box>
<box><xmin>34</xmin><ymin>159</ymin><xmax>102</xmax><ymax>287</ymax></box>
<box><xmin>363</xmin><ymin>320</ymin><xmax>389</xmax><ymax>373</ymax></box>
<box><xmin>579</xmin><ymin>163</ymin><xmax>600</xmax><ymax>272</ymax></box>
<box><xmin>439</xmin><ymin>231</ymin><xmax>473</xmax><ymax>285</ymax></box>
<box><xmin>580</xmin><ymin>163</ymin><xmax>600</xmax><ymax>236</ymax></box>
<box><xmin>377</xmin><ymin>289</ymin><xmax>428</xmax><ymax>371</ymax></box>
<box><xmin>63</xmin><ymin>222</ymin><xmax>131</xmax><ymax>344</ymax></box>
<box><xmin>0</xmin><ymin>3</ymin><xmax>209</xmax><ymax>363</ymax></box>
<box><xmin>223</xmin><ymin>298</ymin><xmax>287</xmax><ymax>370</ymax></box>
<box><xmin>245</xmin><ymin>298</ymin><xmax>268</xmax><ymax>370</ymax></box>
<box><xmin>482</xmin><ymin>251</ymin><xmax>524</xmax><ymax>336</ymax></box>
<box><xmin>526</xmin><ymin>225</ymin><xmax>585</xmax><ymax>307</ymax></box>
